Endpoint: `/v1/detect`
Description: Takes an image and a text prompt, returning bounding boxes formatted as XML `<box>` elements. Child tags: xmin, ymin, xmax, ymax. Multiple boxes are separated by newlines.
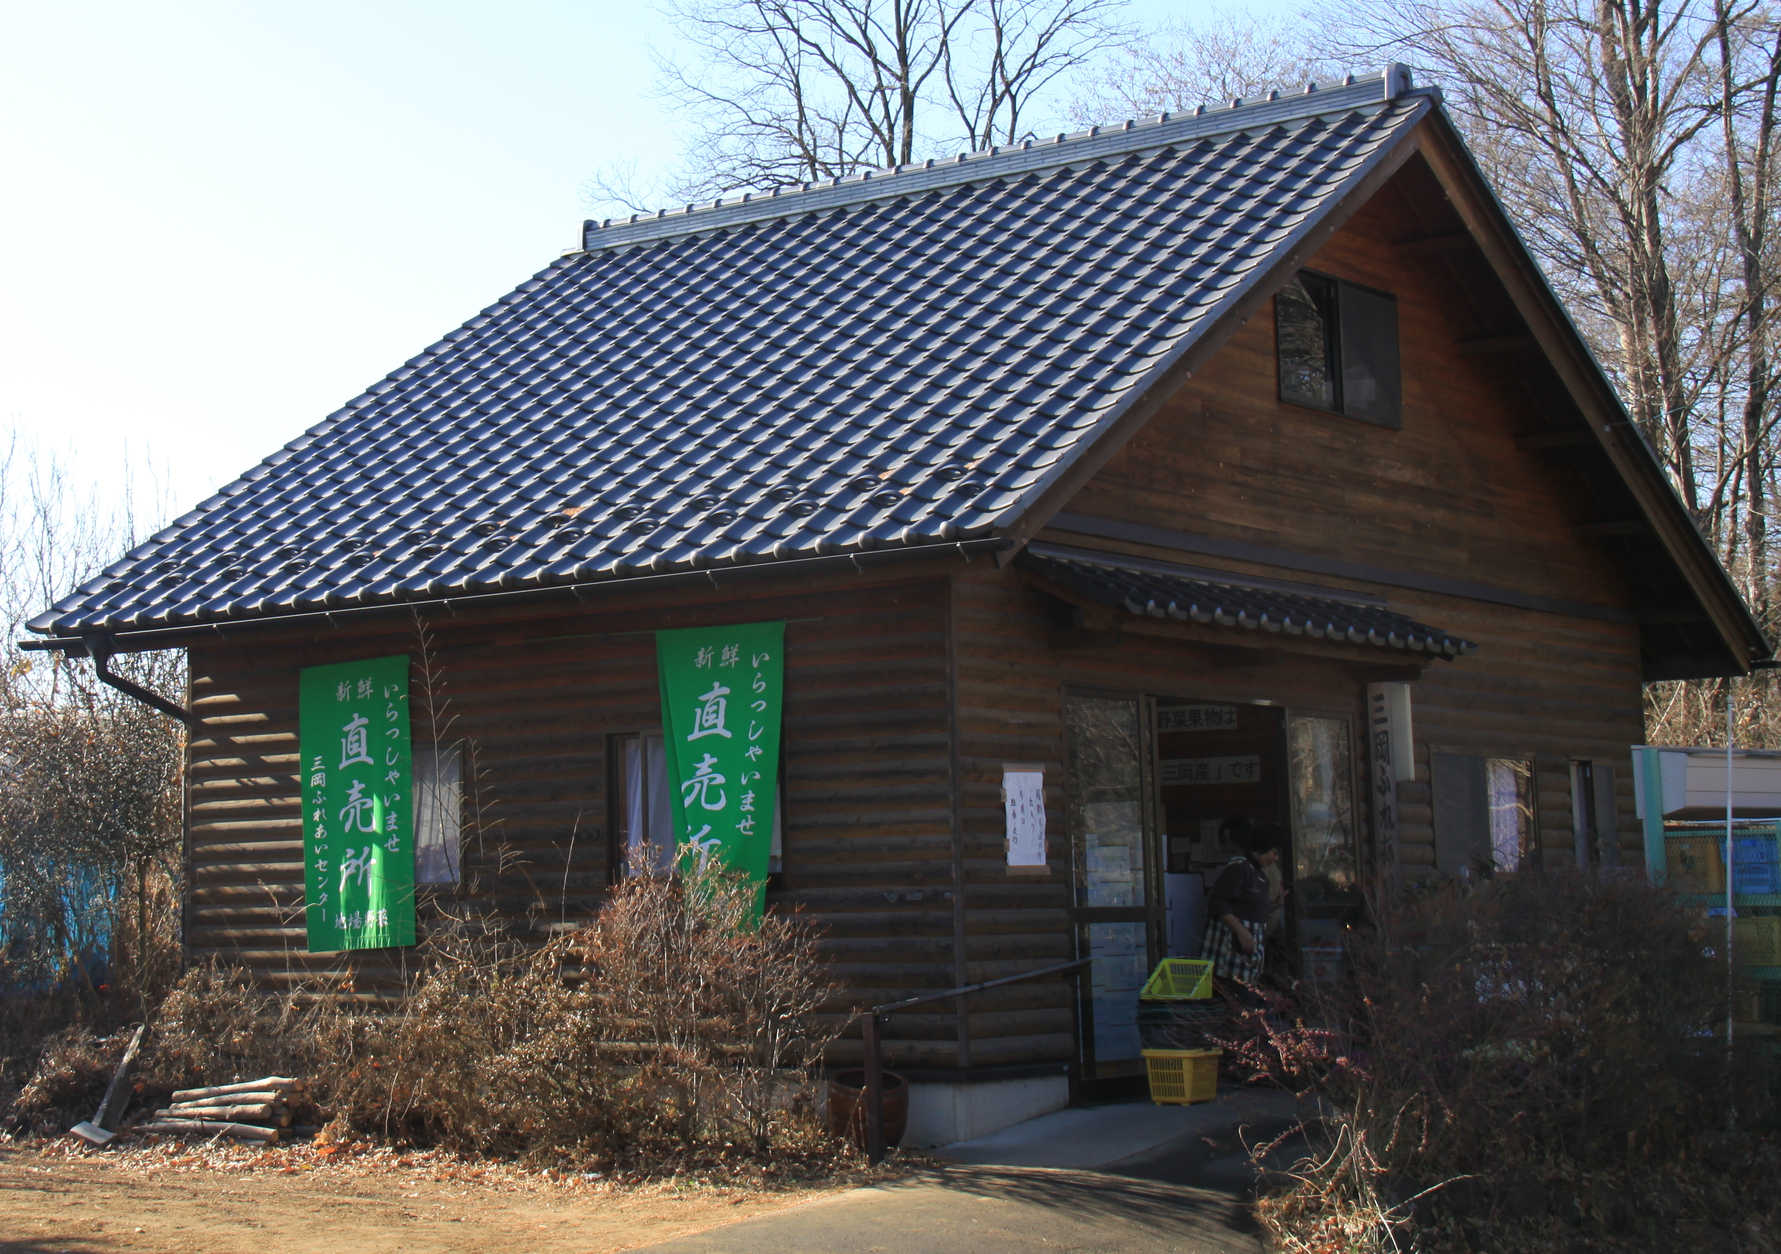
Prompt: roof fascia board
<box><xmin>1410</xmin><ymin>114</ymin><xmax>1766</xmax><ymax>673</ymax></box>
<box><xmin>993</xmin><ymin>98</ymin><xmax>1433</xmax><ymax>558</ymax></box>
<box><xmin>581</xmin><ymin>69</ymin><xmax>1415</xmax><ymax>253</ymax></box>
<box><xmin>21</xmin><ymin>538</ymin><xmax>1007</xmax><ymax>657</ymax></box>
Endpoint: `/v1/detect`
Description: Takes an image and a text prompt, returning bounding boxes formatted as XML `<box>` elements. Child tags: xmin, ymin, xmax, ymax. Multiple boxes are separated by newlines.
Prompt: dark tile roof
<box><xmin>1021</xmin><ymin>546</ymin><xmax>1475</xmax><ymax>658</ymax></box>
<box><xmin>33</xmin><ymin>73</ymin><xmax>1433</xmax><ymax>639</ymax></box>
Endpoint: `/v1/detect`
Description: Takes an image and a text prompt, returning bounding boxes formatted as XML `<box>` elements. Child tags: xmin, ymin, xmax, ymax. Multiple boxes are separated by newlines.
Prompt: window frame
<box><xmin>1431</xmin><ymin>750</ymin><xmax>1539</xmax><ymax>875</ymax></box>
<box><xmin>1286</xmin><ymin>711</ymin><xmax>1361</xmax><ymax>895</ymax></box>
<box><xmin>611</xmin><ymin>730</ymin><xmax>675</xmax><ymax>881</ymax></box>
<box><xmin>413</xmin><ymin>739</ymin><xmax>464</xmax><ymax>887</ymax></box>
<box><xmin>1569</xmin><ymin>759</ymin><xmax>1619</xmax><ymax>870</ymax></box>
<box><xmin>1274</xmin><ymin>269</ymin><xmax>1402</xmax><ymax>429</ymax></box>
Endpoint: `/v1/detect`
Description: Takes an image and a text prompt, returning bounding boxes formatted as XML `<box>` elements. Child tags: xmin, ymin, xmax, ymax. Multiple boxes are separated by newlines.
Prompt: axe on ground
<box><xmin>70</xmin><ymin>1021</ymin><xmax>147</xmax><ymax>1147</ymax></box>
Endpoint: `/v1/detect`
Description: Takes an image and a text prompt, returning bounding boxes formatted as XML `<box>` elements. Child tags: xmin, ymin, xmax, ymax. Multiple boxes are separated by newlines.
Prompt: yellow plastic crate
<box><xmin>1667</xmin><ymin>835</ymin><xmax>1725</xmax><ymax>895</ymax></box>
<box><xmin>1139</xmin><ymin>958</ymin><xmax>1214</xmax><ymax>1001</ymax></box>
<box><xmin>1142</xmin><ymin>1048</ymin><xmax>1220</xmax><ymax>1105</ymax></box>
<box><xmin>1736</xmin><ymin>916</ymin><xmax>1781</xmax><ymax>967</ymax></box>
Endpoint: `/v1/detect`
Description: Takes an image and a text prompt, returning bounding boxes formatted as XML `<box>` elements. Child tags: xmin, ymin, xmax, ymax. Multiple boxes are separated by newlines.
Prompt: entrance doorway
<box><xmin>1065</xmin><ymin>693</ymin><xmax>1360</xmax><ymax>1085</ymax></box>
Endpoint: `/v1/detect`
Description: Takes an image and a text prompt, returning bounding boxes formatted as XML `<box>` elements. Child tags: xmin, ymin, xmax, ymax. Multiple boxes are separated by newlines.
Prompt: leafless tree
<box><xmin>1330</xmin><ymin>1</ymin><xmax>1781</xmax><ymax>742</ymax></box>
<box><xmin>593</xmin><ymin>0</ymin><xmax>1126</xmax><ymax>212</ymax></box>
<box><xmin>1343</xmin><ymin>2</ymin><xmax>1735</xmax><ymax>506</ymax></box>
<box><xmin>1068</xmin><ymin>8</ymin><xmax>1334</xmax><ymax>124</ymax></box>
<box><xmin>0</xmin><ymin>435</ymin><xmax>185</xmax><ymax>1009</ymax></box>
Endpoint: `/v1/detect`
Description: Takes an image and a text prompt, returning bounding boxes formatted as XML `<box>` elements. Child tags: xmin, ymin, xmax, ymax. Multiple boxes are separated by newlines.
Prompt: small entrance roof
<box><xmin>1021</xmin><ymin>547</ymin><xmax>1475</xmax><ymax>659</ymax></box>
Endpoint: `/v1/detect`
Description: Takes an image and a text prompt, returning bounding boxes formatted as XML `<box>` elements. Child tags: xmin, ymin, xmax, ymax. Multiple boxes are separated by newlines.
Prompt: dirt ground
<box><xmin>0</xmin><ymin>1139</ymin><xmax>853</xmax><ymax>1254</ymax></box>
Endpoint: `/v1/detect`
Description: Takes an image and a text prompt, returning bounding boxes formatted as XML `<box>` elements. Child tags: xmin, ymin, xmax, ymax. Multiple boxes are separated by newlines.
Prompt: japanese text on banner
<box><xmin>656</xmin><ymin>621</ymin><xmax>785</xmax><ymax>918</ymax></box>
<box><xmin>299</xmin><ymin>655</ymin><xmax>415</xmax><ymax>952</ymax></box>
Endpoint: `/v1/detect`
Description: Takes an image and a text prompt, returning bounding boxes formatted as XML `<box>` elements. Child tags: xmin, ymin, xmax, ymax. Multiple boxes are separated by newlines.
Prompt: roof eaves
<box><xmin>1021</xmin><ymin>546</ymin><xmax>1475</xmax><ymax>659</ymax></box>
<box><xmin>1412</xmin><ymin>107</ymin><xmax>1770</xmax><ymax>672</ymax></box>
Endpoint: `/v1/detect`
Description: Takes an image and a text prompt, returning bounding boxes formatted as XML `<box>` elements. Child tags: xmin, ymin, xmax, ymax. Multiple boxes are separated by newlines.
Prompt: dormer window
<box><xmin>1276</xmin><ymin>271</ymin><xmax>1401</xmax><ymax>428</ymax></box>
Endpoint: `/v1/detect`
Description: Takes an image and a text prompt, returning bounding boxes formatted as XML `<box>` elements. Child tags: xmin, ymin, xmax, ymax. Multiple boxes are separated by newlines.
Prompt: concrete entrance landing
<box><xmin>936</xmin><ymin>1087</ymin><xmax>1298</xmax><ymax>1173</ymax></box>
<box><xmin>632</xmin><ymin>1089</ymin><xmax>1303</xmax><ymax>1254</ymax></box>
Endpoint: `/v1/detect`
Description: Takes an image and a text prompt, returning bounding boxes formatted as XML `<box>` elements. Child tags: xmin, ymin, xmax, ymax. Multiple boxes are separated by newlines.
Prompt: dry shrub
<box><xmin>7</xmin><ymin>1023</ymin><xmax>133</xmax><ymax>1129</ymax></box>
<box><xmin>0</xmin><ymin>975</ymin><xmax>89</xmax><ymax>1129</ymax></box>
<box><xmin>320</xmin><ymin>918</ymin><xmax>600</xmax><ymax>1154</ymax></box>
<box><xmin>329</xmin><ymin>868</ymin><xmax>839</xmax><ymax>1166</ymax></box>
<box><xmin>107</xmin><ymin>861</ymin><xmax>184</xmax><ymax>1017</ymax></box>
<box><xmin>1256</xmin><ymin>870</ymin><xmax>1781</xmax><ymax>1253</ymax></box>
<box><xmin>584</xmin><ymin>869</ymin><xmax>840</xmax><ymax>1156</ymax></box>
<box><xmin>144</xmin><ymin>959</ymin><xmax>269</xmax><ymax>1084</ymax></box>
<box><xmin>24</xmin><ymin>864</ymin><xmax>844</xmax><ymax>1172</ymax></box>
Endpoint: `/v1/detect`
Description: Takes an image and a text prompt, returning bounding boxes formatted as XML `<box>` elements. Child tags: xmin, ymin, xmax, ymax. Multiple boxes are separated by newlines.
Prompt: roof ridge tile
<box><xmin>580</xmin><ymin>67</ymin><xmax>1421</xmax><ymax>253</ymax></box>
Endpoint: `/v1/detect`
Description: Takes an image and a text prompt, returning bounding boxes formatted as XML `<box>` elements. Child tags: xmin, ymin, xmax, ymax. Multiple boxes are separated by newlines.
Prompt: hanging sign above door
<box><xmin>1157</xmin><ymin>703</ymin><xmax>1240</xmax><ymax>732</ymax></box>
<box><xmin>1161</xmin><ymin>755</ymin><xmax>1262</xmax><ymax>786</ymax></box>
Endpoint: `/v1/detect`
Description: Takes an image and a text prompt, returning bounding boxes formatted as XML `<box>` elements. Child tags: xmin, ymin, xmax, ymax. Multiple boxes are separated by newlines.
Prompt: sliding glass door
<box><xmin>1063</xmin><ymin>694</ymin><xmax>1155</xmax><ymax>1081</ymax></box>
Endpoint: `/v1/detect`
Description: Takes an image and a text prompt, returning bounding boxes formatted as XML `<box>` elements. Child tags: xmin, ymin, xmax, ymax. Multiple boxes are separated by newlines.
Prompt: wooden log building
<box><xmin>28</xmin><ymin>67</ymin><xmax>1768</xmax><ymax>1143</ymax></box>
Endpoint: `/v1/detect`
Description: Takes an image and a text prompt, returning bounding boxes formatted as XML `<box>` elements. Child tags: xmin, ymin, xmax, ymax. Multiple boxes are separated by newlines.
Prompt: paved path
<box><xmin>633</xmin><ymin>1089</ymin><xmax>1301</xmax><ymax>1254</ymax></box>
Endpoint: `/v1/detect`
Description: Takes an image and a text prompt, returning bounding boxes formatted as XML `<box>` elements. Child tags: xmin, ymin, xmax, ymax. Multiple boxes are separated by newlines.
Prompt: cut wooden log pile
<box><xmin>135</xmin><ymin>1076</ymin><xmax>307</xmax><ymax>1144</ymax></box>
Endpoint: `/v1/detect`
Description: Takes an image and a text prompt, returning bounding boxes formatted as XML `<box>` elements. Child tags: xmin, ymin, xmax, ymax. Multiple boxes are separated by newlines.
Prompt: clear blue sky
<box><xmin>0</xmin><ymin>0</ymin><xmax>1292</xmax><ymax>535</ymax></box>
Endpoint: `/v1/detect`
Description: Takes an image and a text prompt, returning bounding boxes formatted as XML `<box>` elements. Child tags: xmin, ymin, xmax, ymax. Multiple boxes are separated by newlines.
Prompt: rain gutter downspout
<box><xmin>84</xmin><ymin>632</ymin><xmax>193</xmax><ymax>727</ymax></box>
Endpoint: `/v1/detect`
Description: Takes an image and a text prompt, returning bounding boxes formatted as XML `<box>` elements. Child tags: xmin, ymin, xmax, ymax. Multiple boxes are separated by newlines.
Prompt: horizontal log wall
<box><xmin>185</xmin><ymin>569</ymin><xmax>962</xmax><ymax>1069</ymax></box>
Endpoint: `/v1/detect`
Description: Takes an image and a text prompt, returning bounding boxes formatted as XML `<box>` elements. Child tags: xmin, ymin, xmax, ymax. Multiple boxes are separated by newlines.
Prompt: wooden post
<box><xmin>863</xmin><ymin>1012</ymin><xmax>885</xmax><ymax>1165</ymax></box>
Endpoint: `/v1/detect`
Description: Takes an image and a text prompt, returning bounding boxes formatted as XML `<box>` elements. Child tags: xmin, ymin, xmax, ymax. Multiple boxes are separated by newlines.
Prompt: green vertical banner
<box><xmin>299</xmin><ymin>655</ymin><xmax>415</xmax><ymax>952</ymax></box>
<box><xmin>656</xmin><ymin>621</ymin><xmax>785</xmax><ymax>913</ymax></box>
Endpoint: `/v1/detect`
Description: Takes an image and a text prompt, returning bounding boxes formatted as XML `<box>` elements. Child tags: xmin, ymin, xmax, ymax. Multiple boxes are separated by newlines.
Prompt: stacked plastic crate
<box><xmin>1136</xmin><ymin>958</ymin><xmax>1221</xmax><ymax>1105</ymax></box>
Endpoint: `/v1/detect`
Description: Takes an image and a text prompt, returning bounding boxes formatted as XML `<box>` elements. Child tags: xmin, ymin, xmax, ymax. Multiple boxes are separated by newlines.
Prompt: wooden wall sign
<box><xmin>1157</xmin><ymin>703</ymin><xmax>1240</xmax><ymax>732</ymax></box>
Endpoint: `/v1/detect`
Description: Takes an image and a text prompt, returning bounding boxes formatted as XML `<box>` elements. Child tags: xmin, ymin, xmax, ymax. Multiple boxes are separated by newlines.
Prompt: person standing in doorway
<box><xmin>1202</xmin><ymin>823</ymin><xmax>1284</xmax><ymax>990</ymax></box>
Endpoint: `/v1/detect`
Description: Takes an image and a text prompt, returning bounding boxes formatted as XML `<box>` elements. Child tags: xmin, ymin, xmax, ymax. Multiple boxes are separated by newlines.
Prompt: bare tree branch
<box><xmin>593</xmin><ymin>0</ymin><xmax>1127</xmax><ymax>213</ymax></box>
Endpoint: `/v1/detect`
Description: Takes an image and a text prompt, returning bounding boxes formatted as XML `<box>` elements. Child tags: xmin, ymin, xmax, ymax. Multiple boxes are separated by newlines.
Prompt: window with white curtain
<box><xmin>414</xmin><ymin>743</ymin><xmax>463</xmax><ymax>886</ymax></box>
<box><xmin>618</xmin><ymin>732</ymin><xmax>675</xmax><ymax>878</ymax></box>
<box><xmin>1485</xmin><ymin>758</ymin><xmax>1535</xmax><ymax>871</ymax></box>
<box><xmin>1433</xmin><ymin>753</ymin><xmax>1536</xmax><ymax>874</ymax></box>
<box><xmin>616</xmin><ymin>732</ymin><xmax>783</xmax><ymax>878</ymax></box>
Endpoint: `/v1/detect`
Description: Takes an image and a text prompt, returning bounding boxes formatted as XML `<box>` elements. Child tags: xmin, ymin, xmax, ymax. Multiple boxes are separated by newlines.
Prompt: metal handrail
<box><xmin>856</xmin><ymin>957</ymin><xmax>1090</xmax><ymax>1163</ymax></box>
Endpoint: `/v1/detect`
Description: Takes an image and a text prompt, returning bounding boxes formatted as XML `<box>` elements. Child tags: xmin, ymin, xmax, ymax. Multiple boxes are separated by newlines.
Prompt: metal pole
<box><xmin>863</xmin><ymin>1012</ymin><xmax>885</xmax><ymax>1165</ymax></box>
<box><xmin>1726</xmin><ymin>682</ymin><xmax>1737</xmax><ymax>1124</ymax></box>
